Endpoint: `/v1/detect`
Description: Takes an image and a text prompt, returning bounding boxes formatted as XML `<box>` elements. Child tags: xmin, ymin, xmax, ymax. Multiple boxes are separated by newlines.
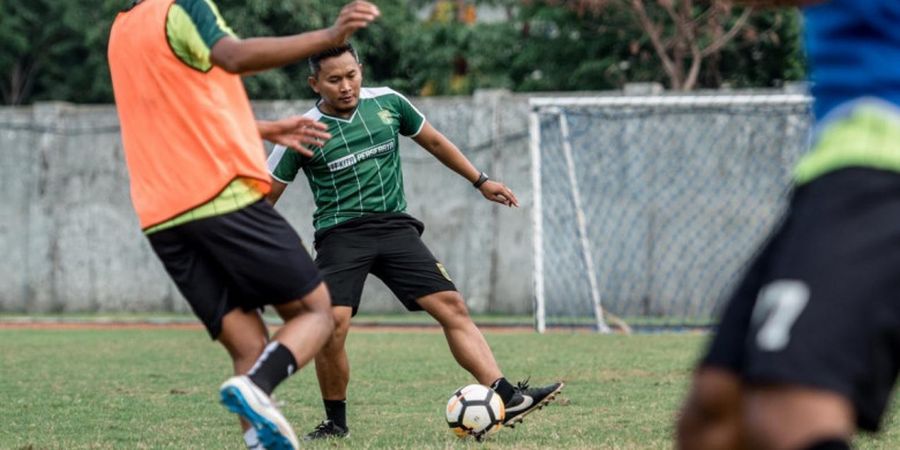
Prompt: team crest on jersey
<box><xmin>377</xmin><ymin>110</ymin><xmax>395</xmax><ymax>125</ymax></box>
<box><xmin>436</xmin><ymin>263</ymin><xmax>452</xmax><ymax>282</ymax></box>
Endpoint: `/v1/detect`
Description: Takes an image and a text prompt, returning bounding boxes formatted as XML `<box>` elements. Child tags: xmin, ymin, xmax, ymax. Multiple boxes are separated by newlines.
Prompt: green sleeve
<box><xmin>393</xmin><ymin>92</ymin><xmax>426</xmax><ymax>137</ymax></box>
<box><xmin>166</xmin><ymin>0</ymin><xmax>238</xmax><ymax>72</ymax></box>
<box><xmin>268</xmin><ymin>145</ymin><xmax>305</xmax><ymax>183</ymax></box>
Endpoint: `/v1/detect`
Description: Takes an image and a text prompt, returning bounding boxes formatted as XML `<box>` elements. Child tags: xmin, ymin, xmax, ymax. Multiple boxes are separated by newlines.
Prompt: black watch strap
<box><xmin>473</xmin><ymin>172</ymin><xmax>489</xmax><ymax>188</ymax></box>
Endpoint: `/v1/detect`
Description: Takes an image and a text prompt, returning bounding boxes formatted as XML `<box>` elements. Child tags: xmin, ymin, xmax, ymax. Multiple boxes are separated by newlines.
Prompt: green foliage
<box><xmin>0</xmin><ymin>0</ymin><xmax>806</xmax><ymax>105</ymax></box>
<box><xmin>164</xmin><ymin>0</ymin><xmax>419</xmax><ymax>100</ymax></box>
<box><xmin>713</xmin><ymin>10</ymin><xmax>806</xmax><ymax>88</ymax></box>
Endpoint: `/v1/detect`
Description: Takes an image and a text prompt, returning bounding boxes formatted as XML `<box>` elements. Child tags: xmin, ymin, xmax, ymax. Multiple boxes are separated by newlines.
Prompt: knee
<box><xmin>440</xmin><ymin>292</ymin><xmax>470</xmax><ymax>317</ymax></box>
<box><xmin>330</xmin><ymin>310</ymin><xmax>351</xmax><ymax>342</ymax></box>
<box><xmin>741</xmin><ymin>387</ymin><xmax>853</xmax><ymax>450</ymax></box>
<box><xmin>228</xmin><ymin>335</ymin><xmax>268</xmax><ymax>367</ymax></box>
<box><xmin>676</xmin><ymin>368</ymin><xmax>743</xmax><ymax>449</ymax></box>
<box><xmin>279</xmin><ymin>283</ymin><xmax>335</xmax><ymax>332</ymax></box>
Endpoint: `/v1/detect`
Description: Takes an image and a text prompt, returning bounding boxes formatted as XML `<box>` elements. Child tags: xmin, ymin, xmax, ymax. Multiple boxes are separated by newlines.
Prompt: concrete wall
<box><xmin>0</xmin><ymin>89</ymin><xmax>811</xmax><ymax>318</ymax></box>
<box><xmin>0</xmin><ymin>90</ymin><xmax>536</xmax><ymax>315</ymax></box>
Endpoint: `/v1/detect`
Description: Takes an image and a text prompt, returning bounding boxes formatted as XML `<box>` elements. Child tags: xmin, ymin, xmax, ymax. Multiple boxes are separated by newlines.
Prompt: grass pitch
<box><xmin>1</xmin><ymin>326</ymin><xmax>897</xmax><ymax>449</ymax></box>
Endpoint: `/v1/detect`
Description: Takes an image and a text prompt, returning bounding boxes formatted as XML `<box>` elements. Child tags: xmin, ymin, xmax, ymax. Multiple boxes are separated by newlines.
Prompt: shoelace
<box><xmin>514</xmin><ymin>377</ymin><xmax>531</xmax><ymax>392</ymax></box>
<box><xmin>313</xmin><ymin>420</ymin><xmax>333</xmax><ymax>434</ymax></box>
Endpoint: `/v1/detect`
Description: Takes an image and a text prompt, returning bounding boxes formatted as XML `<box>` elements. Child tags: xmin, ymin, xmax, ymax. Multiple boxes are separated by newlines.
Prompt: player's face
<box><xmin>310</xmin><ymin>52</ymin><xmax>363</xmax><ymax>116</ymax></box>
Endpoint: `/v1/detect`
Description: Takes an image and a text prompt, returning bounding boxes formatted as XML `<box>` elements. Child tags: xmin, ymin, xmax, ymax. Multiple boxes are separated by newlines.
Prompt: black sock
<box><xmin>491</xmin><ymin>377</ymin><xmax>515</xmax><ymax>405</ymax></box>
<box><xmin>324</xmin><ymin>399</ymin><xmax>347</xmax><ymax>429</ymax></box>
<box><xmin>802</xmin><ymin>438</ymin><xmax>851</xmax><ymax>450</ymax></box>
<box><xmin>247</xmin><ymin>342</ymin><xmax>297</xmax><ymax>396</ymax></box>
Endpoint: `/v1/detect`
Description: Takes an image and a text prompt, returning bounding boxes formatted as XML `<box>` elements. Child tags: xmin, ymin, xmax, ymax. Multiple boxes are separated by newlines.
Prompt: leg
<box><xmin>373</xmin><ymin>224</ymin><xmax>564</xmax><ymax>427</ymax></box>
<box><xmin>677</xmin><ymin>367</ymin><xmax>745</xmax><ymax>450</ymax></box>
<box><xmin>269</xmin><ymin>282</ymin><xmax>334</xmax><ymax>370</ymax></box>
<box><xmin>417</xmin><ymin>291</ymin><xmax>502</xmax><ymax>385</ymax></box>
<box><xmin>743</xmin><ymin>385</ymin><xmax>854</xmax><ymax>450</ymax></box>
<box><xmin>303</xmin><ymin>306</ymin><xmax>354</xmax><ymax>440</ymax></box>
<box><xmin>300</xmin><ymin>223</ymin><xmax>376</xmax><ymax>440</ymax></box>
<box><xmin>218</xmin><ymin>308</ymin><xmax>270</xmax><ymax>375</ymax></box>
<box><xmin>314</xmin><ymin>306</ymin><xmax>354</xmax><ymax>401</ymax></box>
<box><xmin>218</xmin><ymin>284</ymin><xmax>332</xmax><ymax>450</ymax></box>
<box><xmin>217</xmin><ymin>308</ymin><xmax>270</xmax><ymax>434</ymax></box>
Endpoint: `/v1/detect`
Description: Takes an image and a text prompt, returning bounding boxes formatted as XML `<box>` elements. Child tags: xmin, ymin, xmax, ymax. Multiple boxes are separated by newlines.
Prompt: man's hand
<box><xmin>479</xmin><ymin>181</ymin><xmax>519</xmax><ymax>208</ymax></box>
<box><xmin>328</xmin><ymin>1</ymin><xmax>381</xmax><ymax>46</ymax></box>
<box><xmin>257</xmin><ymin>117</ymin><xmax>331</xmax><ymax>158</ymax></box>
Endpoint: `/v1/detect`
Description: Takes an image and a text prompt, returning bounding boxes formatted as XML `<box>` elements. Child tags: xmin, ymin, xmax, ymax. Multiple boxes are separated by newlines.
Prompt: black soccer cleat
<box><xmin>502</xmin><ymin>379</ymin><xmax>565</xmax><ymax>427</ymax></box>
<box><xmin>303</xmin><ymin>419</ymin><xmax>349</xmax><ymax>441</ymax></box>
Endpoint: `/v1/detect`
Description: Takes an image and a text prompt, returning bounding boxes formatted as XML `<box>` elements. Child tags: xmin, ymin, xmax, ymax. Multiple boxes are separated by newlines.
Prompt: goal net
<box><xmin>530</xmin><ymin>94</ymin><xmax>812</xmax><ymax>332</ymax></box>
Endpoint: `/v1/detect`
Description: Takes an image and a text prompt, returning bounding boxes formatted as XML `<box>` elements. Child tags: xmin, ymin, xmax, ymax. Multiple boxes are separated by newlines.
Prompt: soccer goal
<box><xmin>529</xmin><ymin>93</ymin><xmax>812</xmax><ymax>333</ymax></box>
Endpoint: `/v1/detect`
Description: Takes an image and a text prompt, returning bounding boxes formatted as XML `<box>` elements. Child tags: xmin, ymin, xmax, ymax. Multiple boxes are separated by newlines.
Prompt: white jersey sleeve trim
<box><xmin>302</xmin><ymin>106</ymin><xmax>323</xmax><ymax>121</ymax></box>
<box><xmin>270</xmin><ymin>171</ymin><xmax>292</xmax><ymax>184</ymax></box>
<box><xmin>266</xmin><ymin>145</ymin><xmax>293</xmax><ymax>184</ymax></box>
<box><xmin>266</xmin><ymin>105</ymin><xmax>322</xmax><ymax>184</ymax></box>
<box><xmin>361</xmin><ymin>86</ymin><xmax>395</xmax><ymax>98</ymax></box>
<box><xmin>408</xmin><ymin>119</ymin><xmax>427</xmax><ymax>138</ymax></box>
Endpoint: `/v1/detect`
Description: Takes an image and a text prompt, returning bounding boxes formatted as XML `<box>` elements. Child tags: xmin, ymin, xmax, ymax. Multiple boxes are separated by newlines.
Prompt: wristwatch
<box><xmin>473</xmin><ymin>172</ymin><xmax>489</xmax><ymax>188</ymax></box>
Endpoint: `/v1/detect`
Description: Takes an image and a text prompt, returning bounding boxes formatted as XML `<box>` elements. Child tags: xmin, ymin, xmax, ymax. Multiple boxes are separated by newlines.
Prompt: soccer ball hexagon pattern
<box><xmin>445</xmin><ymin>384</ymin><xmax>505</xmax><ymax>439</ymax></box>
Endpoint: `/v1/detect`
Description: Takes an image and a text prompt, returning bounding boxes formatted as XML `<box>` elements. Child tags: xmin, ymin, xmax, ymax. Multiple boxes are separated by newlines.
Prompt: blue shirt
<box><xmin>804</xmin><ymin>0</ymin><xmax>900</xmax><ymax>120</ymax></box>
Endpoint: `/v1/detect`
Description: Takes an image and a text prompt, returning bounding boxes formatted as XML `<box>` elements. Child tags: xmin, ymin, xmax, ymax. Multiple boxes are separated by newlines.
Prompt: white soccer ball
<box><xmin>445</xmin><ymin>384</ymin><xmax>505</xmax><ymax>439</ymax></box>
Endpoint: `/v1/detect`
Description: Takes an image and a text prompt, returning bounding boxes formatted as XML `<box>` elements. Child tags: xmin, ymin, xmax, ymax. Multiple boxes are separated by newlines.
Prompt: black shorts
<box><xmin>703</xmin><ymin>168</ymin><xmax>900</xmax><ymax>431</ymax></box>
<box><xmin>148</xmin><ymin>200</ymin><xmax>323</xmax><ymax>339</ymax></box>
<box><xmin>313</xmin><ymin>213</ymin><xmax>457</xmax><ymax>316</ymax></box>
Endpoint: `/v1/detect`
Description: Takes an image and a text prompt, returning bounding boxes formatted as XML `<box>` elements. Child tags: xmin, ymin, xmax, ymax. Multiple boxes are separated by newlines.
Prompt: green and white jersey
<box><xmin>268</xmin><ymin>87</ymin><xmax>426</xmax><ymax>230</ymax></box>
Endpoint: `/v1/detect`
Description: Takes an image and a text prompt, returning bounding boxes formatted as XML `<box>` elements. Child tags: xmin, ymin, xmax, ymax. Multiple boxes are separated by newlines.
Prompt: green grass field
<box><xmin>1</xmin><ymin>327</ymin><xmax>898</xmax><ymax>449</ymax></box>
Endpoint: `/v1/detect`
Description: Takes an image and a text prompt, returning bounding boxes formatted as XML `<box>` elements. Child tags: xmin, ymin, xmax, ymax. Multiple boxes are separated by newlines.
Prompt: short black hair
<box><xmin>308</xmin><ymin>43</ymin><xmax>359</xmax><ymax>76</ymax></box>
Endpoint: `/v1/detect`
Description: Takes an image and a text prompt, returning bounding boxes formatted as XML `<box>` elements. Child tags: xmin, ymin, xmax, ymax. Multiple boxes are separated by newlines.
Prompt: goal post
<box><xmin>530</xmin><ymin>94</ymin><xmax>812</xmax><ymax>332</ymax></box>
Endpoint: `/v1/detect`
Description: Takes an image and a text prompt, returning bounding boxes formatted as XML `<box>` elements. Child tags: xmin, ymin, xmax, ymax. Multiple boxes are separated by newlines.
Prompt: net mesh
<box><xmin>532</xmin><ymin>95</ymin><xmax>812</xmax><ymax>330</ymax></box>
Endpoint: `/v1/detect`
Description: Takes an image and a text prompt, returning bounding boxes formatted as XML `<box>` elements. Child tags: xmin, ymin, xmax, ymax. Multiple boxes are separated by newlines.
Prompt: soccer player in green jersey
<box><xmin>267</xmin><ymin>44</ymin><xmax>564</xmax><ymax>440</ymax></box>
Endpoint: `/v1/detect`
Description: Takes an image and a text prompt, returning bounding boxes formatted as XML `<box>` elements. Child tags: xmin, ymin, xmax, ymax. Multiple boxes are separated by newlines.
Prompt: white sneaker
<box><xmin>219</xmin><ymin>376</ymin><xmax>300</xmax><ymax>450</ymax></box>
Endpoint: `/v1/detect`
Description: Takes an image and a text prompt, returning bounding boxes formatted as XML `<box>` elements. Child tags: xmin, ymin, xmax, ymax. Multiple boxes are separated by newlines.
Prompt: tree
<box><xmin>0</xmin><ymin>0</ymin><xmax>127</xmax><ymax>105</ymax></box>
<box><xmin>513</xmin><ymin>0</ymin><xmax>802</xmax><ymax>91</ymax></box>
<box><xmin>627</xmin><ymin>0</ymin><xmax>754</xmax><ymax>90</ymax></box>
<box><xmin>0</xmin><ymin>0</ymin><xmax>803</xmax><ymax>104</ymax></box>
<box><xmin>0</xmin><ymin>1</ymin><xmax>77</xmax><ymax>105</ymax></box>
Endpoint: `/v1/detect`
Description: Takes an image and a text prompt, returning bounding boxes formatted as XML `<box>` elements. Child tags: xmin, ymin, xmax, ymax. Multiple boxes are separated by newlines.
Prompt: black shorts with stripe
<box><xmin>147</xmin><ymin>200</ymin><xmax>323</xmax><ymax>339</ymax></box>
<box><xmin>702</xmin><ymin>168</ymin><xmax>900</xmax><ymax>431</ymax></box>
<box><xmin>313</xmin><ymin>213</ymin><xmax>457</xmax><ymax>316</ymax></box>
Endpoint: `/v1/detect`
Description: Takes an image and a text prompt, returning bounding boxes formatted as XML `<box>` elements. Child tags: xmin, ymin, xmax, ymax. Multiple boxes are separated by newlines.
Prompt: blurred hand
<box><xmin>259</xmin><ymin>116</ymin><xmax>330</xmax><ymax>158</ymax></box>
<box><xmin>479</xmin><ymin>180</ymin><xmax>519</xmax><ymax>208</ymax></box>
<box><xmin>328</xmin><ymin>1</ymin><xmax>381</xmax><ymax>46</ymax></box>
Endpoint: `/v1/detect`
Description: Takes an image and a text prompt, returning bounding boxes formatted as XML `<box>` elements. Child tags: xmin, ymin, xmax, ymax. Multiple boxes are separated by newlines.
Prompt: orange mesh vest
<box><xmin>108</xmin><ymin>0</ymin><xmax>271</xmax><ymax>229</ymax></box>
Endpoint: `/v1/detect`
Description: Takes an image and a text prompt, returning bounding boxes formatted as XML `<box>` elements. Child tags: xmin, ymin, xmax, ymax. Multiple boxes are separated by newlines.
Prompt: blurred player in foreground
<box><xmin>678</xmin><ymin>1</ymin><xmax>900</xmax><ymax>449</ymax></box>
<box><xmin>267</xmin><ymin>44</ymin><xmax>564</xmax><ymax>441</ymax></box>
<box><xmin>107</xmin><ymin>1</ymin><xmax>379</xmax><ymax>449</ymax></box>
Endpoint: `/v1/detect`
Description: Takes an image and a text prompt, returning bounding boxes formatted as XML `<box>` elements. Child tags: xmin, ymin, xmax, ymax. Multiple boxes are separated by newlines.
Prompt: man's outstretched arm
<box><xmin>211</xmin><ymin>1</ymin><xmax>380</xmax><ymax>74</ymax></box>
<box><xmin>413</xmin><ymin>122</ymin><xmax>519</xmax><ymax>208</ymax></box>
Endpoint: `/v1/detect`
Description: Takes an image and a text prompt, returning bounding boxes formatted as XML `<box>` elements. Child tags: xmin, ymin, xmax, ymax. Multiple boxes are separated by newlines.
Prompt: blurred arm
<box><xmin>257</xmin><ymin>117</ymin><xmax>331</xmax><ymax>158</ymax></box>
<box><xmin>267</xmin><ymin>180</ymin><xmax>288</xmax><ymax>206</ymax></box>
<box><xmin>210</xmin><ymin>1</ymin><xmax>380</xmax><ymax>74</ymax></box>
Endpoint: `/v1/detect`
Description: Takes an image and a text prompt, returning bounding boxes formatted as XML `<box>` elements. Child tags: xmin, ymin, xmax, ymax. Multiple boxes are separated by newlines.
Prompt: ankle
<box><xmin>490</xmin><ymin>377</ymin><xmax>515</xmax><ymax>404</ymax></box>
<box><xmin>247</xmin><ymin>341</ymin><xmax>297</xmax><ymax>396</ymax></box>
<box><xmin>324</xmin><ymin>398</ymin><xmax>348</xmax><ymax>429</ymax></box>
